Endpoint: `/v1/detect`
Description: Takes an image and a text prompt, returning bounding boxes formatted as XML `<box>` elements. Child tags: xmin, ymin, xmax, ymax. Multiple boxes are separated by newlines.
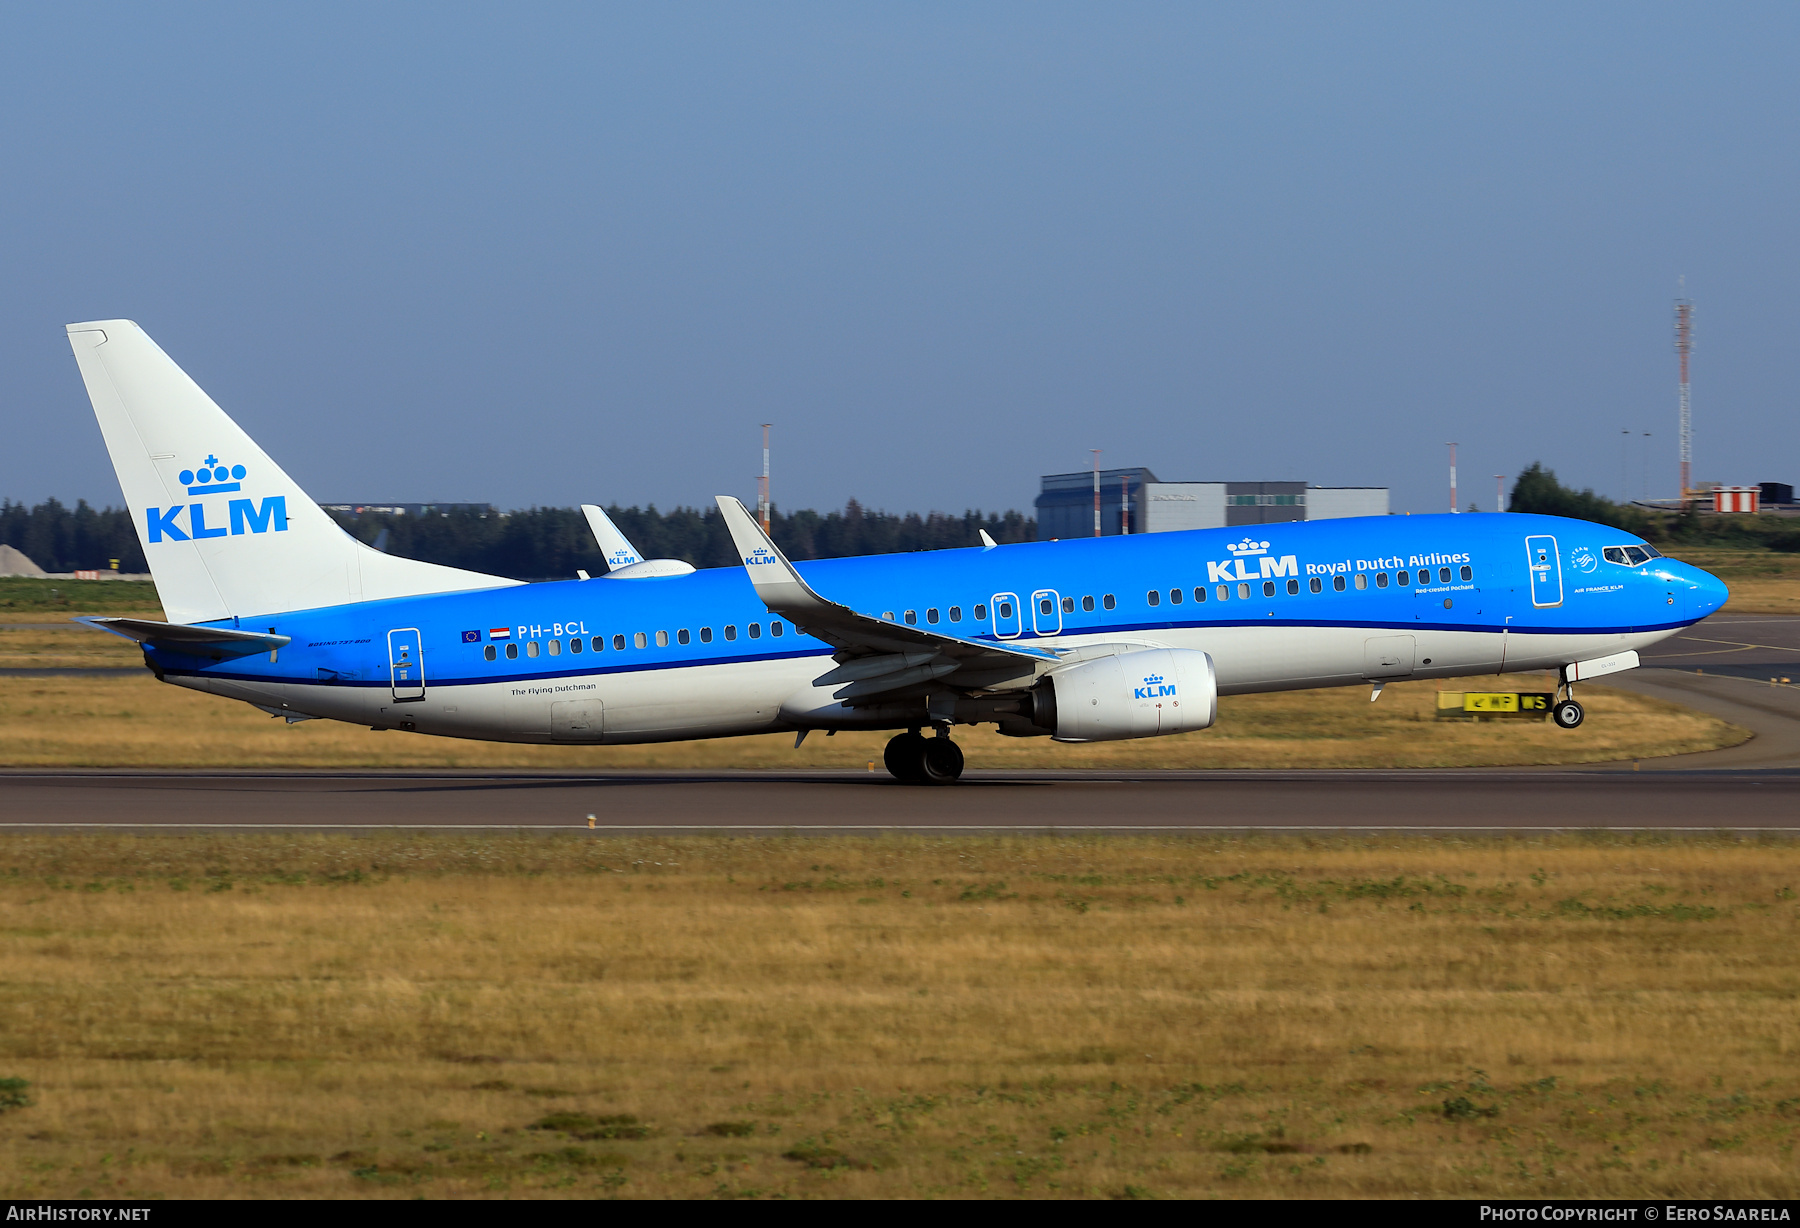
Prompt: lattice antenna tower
<box><xmin>757</xmin><ymin>423</ymin><xmax>773</xmax><ymax>530</ymax></box>
<box><xmin>1674</xmin><ymin>281</ymin><xmax>1694</xmax><ymax>500</ymax></box>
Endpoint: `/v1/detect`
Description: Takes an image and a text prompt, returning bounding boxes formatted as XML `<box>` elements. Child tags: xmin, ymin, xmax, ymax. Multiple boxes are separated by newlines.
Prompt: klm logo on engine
<box><xmin>1134</xmin><ymin>672</ymin><xmax>1177</xmax><ymax>700</ymax></box>
<box><xmin>745</xmin><ymin>547</ymin><xmax>778</xmax><ymax>566</ymax></box>
<box><xmin>1205</xmin><ymin>537</ymin><xmax>1297</xmax><ymax>584</ymax></box>
<box><xmin>144</xmin><ymin>454</ymin><xmax>288</xmax><ymax>543</ymax></box>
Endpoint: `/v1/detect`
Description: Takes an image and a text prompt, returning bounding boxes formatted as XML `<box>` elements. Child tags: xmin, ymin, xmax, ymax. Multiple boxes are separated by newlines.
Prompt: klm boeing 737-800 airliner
<box><xmin>65</xmin><ymin>320</ymin><xmax>1729</xmax><ymax>783</ymax></box>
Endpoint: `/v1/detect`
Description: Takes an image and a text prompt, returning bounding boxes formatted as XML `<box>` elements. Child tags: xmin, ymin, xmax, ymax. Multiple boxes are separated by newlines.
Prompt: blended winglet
<box><xmin>580</xmin><ymin>504</ymin><xmax>644</xmax><ymax>570</ymax></box>
<box><xmin>715</xmin><ymin>495</ymin><xmax>832</xmax><ymax>615</ymax></box>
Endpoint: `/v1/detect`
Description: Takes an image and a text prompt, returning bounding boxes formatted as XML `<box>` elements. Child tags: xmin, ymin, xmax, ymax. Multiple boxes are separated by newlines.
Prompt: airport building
<box><xmin>1034</xmin><ymin>468</ymin><xmax>1388</xmax><ymax>540</ymax></box>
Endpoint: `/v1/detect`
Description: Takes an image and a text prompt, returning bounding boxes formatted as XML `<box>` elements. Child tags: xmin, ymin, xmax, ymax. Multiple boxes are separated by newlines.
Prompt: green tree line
<box><xmin>0</xmin><ymin>497</ymin><xmax>1035</xmax><ymax>578</ymax></box>
<box><xmin>1508</xmin><ymin>462</ymin><xmax>1800</xmax><ymax>550</ymax></box>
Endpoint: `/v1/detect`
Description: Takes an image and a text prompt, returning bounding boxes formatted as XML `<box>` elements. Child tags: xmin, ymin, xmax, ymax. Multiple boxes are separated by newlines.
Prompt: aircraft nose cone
<box><xmin>1688</xmin><ymin>565</ymin><xmax>1730</xmax><ymax>618</ymax></box>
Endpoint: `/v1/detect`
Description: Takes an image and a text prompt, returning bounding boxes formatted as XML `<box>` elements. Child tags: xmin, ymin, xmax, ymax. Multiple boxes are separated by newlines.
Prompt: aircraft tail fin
<box><xmin>580</xmin><ymin>504</ymin><xmax>644</xmax><ymax>571</ymax></box>
<box><xmin>65</xmin><ymin>320</ymin><xmax>519</xmax><ymax>624</ymax></box>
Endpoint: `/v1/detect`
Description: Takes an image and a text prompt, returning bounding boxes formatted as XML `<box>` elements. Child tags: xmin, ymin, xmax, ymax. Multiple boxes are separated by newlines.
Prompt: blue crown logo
<box><xmin>1227</xmin><ymin>537</ymin><xmax>1270</xmax><ymax>557</ymax></box>
<box><xmin>178</xmin><ymin>454</ymin><xmax>246</xmax><ymax>496</ymax></box>
<box><xmin>1143</xmin><ymin>674</ymin><xmax>1164</xmax><ymax>685</ymax></box>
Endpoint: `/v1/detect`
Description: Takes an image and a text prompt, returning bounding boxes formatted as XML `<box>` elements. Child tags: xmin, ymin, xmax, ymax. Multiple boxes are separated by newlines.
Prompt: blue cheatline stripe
<box><xmin>155</xmin><ymin>609</ymin><xmax>1698</xmax><ymax>690</ymax></box>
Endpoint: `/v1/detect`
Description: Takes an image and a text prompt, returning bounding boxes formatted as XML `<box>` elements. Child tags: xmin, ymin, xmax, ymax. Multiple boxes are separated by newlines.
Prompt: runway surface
<box><xmin>1</xmin><ymin>767</ymin><xmax>1796</xmax><ymax>834</ymax></box>
<box><xmin>2</xmin><ymin>615</ymin><xmax>1798</xmax><ymax>833</ymax></box>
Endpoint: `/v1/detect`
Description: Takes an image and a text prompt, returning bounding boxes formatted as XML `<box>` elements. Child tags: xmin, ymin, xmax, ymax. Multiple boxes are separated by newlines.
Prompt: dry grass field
<box><xmin>0</xmin><ymin>668</ymin><xmax>1744</xmax><ymax>770</ymax></box>
<box><xmin>0</xmin><ymin>834</ymin><xmax>1797</xmax><ymax>1200</ymax></box>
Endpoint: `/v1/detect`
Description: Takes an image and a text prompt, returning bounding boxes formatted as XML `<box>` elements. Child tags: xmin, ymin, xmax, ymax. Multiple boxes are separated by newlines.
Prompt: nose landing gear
<box><xmin>883</xmin><ymin>727</ymin><xmax>965</xmax><ymax>784</ymax></box>
<box><xmin>1553</xmin><ymin>699</ymin><xmax>1585</xmax><ymax>729</ymax></box>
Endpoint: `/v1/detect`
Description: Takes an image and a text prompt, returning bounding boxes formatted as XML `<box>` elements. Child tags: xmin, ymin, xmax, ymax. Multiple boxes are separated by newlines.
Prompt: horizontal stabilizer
<box><xmin>78</xmin><ymin>616</ymin><xmax>290</xmax><ymax>659</ymax></box>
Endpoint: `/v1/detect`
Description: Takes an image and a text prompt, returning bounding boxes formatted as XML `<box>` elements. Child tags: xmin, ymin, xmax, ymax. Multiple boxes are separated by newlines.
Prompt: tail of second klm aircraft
<box><xmin>66</xmin><ymin>320</ymin><xmax>519</xmax><ymax>625</ymax></box>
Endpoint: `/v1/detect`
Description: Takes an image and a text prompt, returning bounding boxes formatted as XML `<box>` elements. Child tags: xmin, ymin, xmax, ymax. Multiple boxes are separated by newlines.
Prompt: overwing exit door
<box><xmin>1525</xmin><ymin>535</ymin><xmax>1563</xmax><ymax>607</ymax></box>
<box><xmin>388</xmin><ymin>628</ymin><xmax>425</xmax><ymax>702</ymax></box>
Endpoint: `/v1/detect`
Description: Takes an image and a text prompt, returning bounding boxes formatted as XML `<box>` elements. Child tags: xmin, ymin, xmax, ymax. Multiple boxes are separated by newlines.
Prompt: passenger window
<box><xmin>1286</xmin><ymin>578</ymin><xmax>1299</xmax><ymax>595</ymax></box>
<box><xmin>1082</xmin><ymin>595</ymin><xmax>1095</xmax><ymax>612</ymax></box>
<box><xmin>998</xmin><ymin>601</ymin><xmax>1013</xmax><ymax>619</ymax></box>
<box><xmin>1439</xmin><ymin>567</ymin><xmax>1451</xmax><ymax>583</ymax></box>
<box><xmin>1309</xmin><ymin>577</ymin><xmax>1322</xmax><ymax>594</ymax></box>
<box><xmin>1238</xmin><ymin>582</ymin><xmax>1251</xmax><ymax>600</ymax></box>
<box><xmin>1262</xmin><ymin>580</ymin><xmax>1275</xmax><ymax>597</ymax></box>
<box><xmin>1217</xmin><ymin>584</ymin><xmax>1229</xmax><ymax>601</ymax></box>
<box><xmin>677</xmin><ymin>628</ymin><xmax>690</xmax><ymax>645</ymax></box>
<box><xmin>927</xmin><ymin>608</ymin><xmax>940</xmax><ymax>623</ymax></box>
<box><xmin>1102</xmin><ymin>594</ymin><xmax>1116</xmax><ymax>610</ymax></box>
<box><xmin>655</xmin><ymin>630</ymin><xmax>669</xmax><ymax>646</ymax></box>
<box><xmin>882</xmin><ymin>612</ymin><xmax>895</xmax><ymax>621</ymax></box>
<box><xmin>484</xmin><ymin>644</ymin><xmax>496</xmax><ymax>661</ymax></box>
<box><xmin>724</xmin><ymin>625</ymin><xmax>737</xmax><ymax>641</ymax></box>
<box><xmin>1375</xmin><ymin>572</ymin><xmax>1388</xmax><ymax>588</ymax></box>
<box><xmin>1460</xmin><ymin>565</ymin><xmax>1473</xmax><ymax>581</ymax></box>
<box><xmin>748</xmin><ymin>623</ymin><xmax>762</xmax><ymax>639</ymax></box>
<box><xmin>547</xmin><ymin>638</ymin><xmax>562</xmax><ymax>656</ymax></box>
<box><xmin>1169</xmin><ymin>588</ymin><xmax>1182</xmax><ymax>605</ymax></box>
<box><xmin>699</xmin><ymin>627</ymin><xmax>712</xmax><ymax>643</ymax></box>
<box><xmin>506</xmin><ymin>643</ymin><xmax>519</xmax><ymax>659</ymax></box>
<box><xmin>633</xmin><ymin>632</ymin><xmax>647</xmax><ymax>649</ymax></box>
<box><xmin>593</xmin><ymin>636</ymin><xmax>605</xmax><ymax>651</ymax></box>
<box><xmin>1354</xmin><ymin>574</ymin><xmax>1368</xmax><ymax>590</ymax></box>
<box><xmin>975</xmin><ymin>604</ymin><xmax>988</xmax><ymax>620</ymax></box>
<box><xmin>1333</xmin><ymin>576</ymin><xmax>1346</xmax><ymax>592</ymax></box>
<box><xmin>1396</xmin><ymin>570</ymin><xmax>1410</xmax><ymax>586</ymax></box>
<box><xmin>613</xmin><ymin>634</ymin><xmax>626</xmax><ymax>651</ymax></box>
<box><xmin>949</xmin><ymin>606</ymin><xmax>963</xmax><ymax>621</ymax></box>
<box><xmin>905</xmin><ymin>610</ymin><xmax>917</xmax><ymax>625</ymax></box>
<box><xmin>1193</xmin><ymin>587</ymin><xmax>1206</xmax><ymax>603</ymax></box>
<box><xmin>771</xmin><ymin>622</ymin><xmax>784</xmax><ymax>637</ymax></box>
<box><xmin>526</xmin><ymin>641</ymin><xmax>541</xmax><ymax>657</ymax></box>
<box><xmin>1146</xmin><ymin>590</ymin><xmax>1160</xmax><ymax>607</ymax></box>
<box><xmin>569</xmin><ymin>637</ymin><xmax>583</xmax><ymax>654</ymax></box>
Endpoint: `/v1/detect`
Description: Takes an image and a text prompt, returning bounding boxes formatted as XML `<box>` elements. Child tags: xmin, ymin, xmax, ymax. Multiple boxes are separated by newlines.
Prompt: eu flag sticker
<box><xmin>462</xmin><ymin>629</ymin><xmax>481</xmax><ymax>643</ymax></box>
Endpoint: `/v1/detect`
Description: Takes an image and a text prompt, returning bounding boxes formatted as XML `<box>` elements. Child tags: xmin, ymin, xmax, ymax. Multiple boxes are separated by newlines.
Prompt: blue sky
<box><xmin>4</xmin><ymin>3</ymin><xmax>1797</xmax><ymax>516</ymax></box>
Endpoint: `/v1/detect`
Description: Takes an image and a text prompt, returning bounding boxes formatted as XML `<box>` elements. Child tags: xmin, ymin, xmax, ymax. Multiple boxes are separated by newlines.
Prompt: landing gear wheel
<box><xmin>1553</xmin><ymin>700</ymin><xmax>1585</xmax><ymax>729</ymax></box>
<box><xmin>921</xmin><ymin>737</ymin><xmax>965</xmax><ymax>785</ymax></box>
<box><xmin>883</xmin><ymin>731</ymin><xmax>928</xmax><ymax>782</ymax></box>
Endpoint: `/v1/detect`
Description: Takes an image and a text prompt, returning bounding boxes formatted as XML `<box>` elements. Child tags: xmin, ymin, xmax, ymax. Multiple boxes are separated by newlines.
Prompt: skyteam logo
<box><xmin>1135</xmin><ymin>672</ymin><xmax>1177</xmax><ymax>700</ymax></box>
<box><xmin>746</xmin><ymin>546</ymin><xmax>778</xmax><ymax>566</ymax></box>
<box><xmin>145</xmin><ymin>453</ymin><xmax>288</xmax><ymax>544</ymax></box>
<box><xmin>1207</xmin><ymin>537</ymin><xmax>1297</xmax><ymax>584</ymax></box>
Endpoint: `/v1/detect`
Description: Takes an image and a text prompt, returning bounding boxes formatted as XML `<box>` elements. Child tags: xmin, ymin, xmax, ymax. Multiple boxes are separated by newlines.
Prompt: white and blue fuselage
<box><xmin>148</xmin><ymin>513</ymin><xmax>1725</xmax><ymax>745</ymax></box>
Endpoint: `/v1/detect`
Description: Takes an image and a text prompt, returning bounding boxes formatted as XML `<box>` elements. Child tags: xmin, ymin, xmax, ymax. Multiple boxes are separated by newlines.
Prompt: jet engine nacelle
<box><xmin>1040</xmin><ymin>648</ymin><xmax>1217</xmax><ymax>742</ymax></box>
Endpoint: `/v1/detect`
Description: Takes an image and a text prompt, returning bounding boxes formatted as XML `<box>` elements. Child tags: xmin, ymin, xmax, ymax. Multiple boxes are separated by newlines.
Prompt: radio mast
<box><xmin>1091</xmin><ymin>449</ymin><xmax>1102</xmax><ymax>537</ymax></box>
<box><xmin>1447</xmin><ymin>442</ymin><xmax>1458</xmax><ymax>513</ymax></box>
<box><xmin>758</xmin><ymin>423</ymin><xmax>772</xmax><ymax>531</ymax></box>
<box><xmin>1674</xmin><ymin>282</ymin><xmax>1694</xmax><ymax>502</ymax></box>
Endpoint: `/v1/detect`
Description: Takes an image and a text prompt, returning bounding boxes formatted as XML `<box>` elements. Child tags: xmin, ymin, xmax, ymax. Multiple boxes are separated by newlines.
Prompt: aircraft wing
<box><xmin>714</xmin><ymin>496</ymin><xmax>1054</xmax><ymax>700</ymax></box>
<box><xmin>77</xmin><ymin>617</ymin><xmax>291</xmax><ymax>660</ymax></box>
<box><xmin>580</xmin><ymin>505</ymin><xmax>644</xmax><ymax>571</ymax></box>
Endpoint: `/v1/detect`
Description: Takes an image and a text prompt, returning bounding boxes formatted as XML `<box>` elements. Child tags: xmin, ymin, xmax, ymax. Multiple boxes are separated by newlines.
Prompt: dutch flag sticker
<box><xmin>489</xmin><ymin>627</ymin><xmax>511</xmax><ymax>641</ymax></box>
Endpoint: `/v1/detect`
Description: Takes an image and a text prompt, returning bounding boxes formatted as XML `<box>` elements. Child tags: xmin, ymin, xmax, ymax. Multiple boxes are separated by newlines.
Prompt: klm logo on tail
<box><xmin>145</xmin><ymin>454</ymin><xmax>288</xmax><ymax>543</ymax></box>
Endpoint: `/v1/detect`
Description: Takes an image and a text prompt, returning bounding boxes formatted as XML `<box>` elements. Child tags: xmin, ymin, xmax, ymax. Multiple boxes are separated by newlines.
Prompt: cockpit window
<box><xmin>1604</xmin><ymin>545</ymin><xmax>1657</xmax><ymax>566</ymax></box>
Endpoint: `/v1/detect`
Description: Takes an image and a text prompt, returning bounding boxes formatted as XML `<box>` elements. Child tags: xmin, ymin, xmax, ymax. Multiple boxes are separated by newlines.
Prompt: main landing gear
<box><xmin>884</xmin><ymin>727</ymin><xmax>965</xmax><ymax>785</ymax></box>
